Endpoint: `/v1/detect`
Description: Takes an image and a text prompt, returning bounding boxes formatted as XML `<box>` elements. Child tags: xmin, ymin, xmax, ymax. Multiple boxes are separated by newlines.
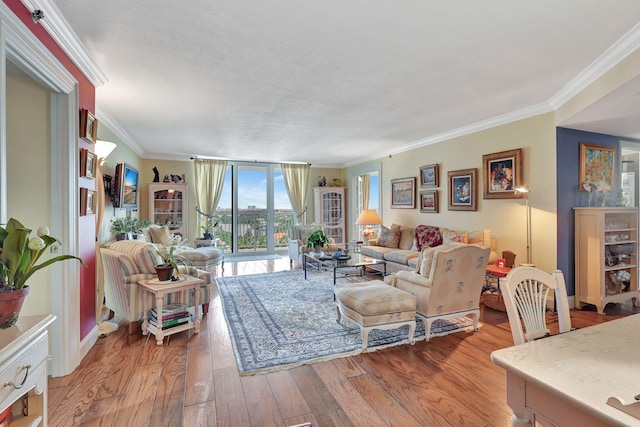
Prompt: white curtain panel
<box><xmin>281</xmin><ymin>163</ymin><xmax>310</xmax><ymax>224</ymax></box>
<box><xmin>194</xmin><ymin>159</ymin><xmax>228</xmax><ymax>227</ymax></box>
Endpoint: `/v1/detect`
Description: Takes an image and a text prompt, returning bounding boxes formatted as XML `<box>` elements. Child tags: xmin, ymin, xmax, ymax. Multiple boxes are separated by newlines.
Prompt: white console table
<box><xmin>0</xmin><ymin>314</ymin><xmax>55</xmax><ymax>426</ymax></box>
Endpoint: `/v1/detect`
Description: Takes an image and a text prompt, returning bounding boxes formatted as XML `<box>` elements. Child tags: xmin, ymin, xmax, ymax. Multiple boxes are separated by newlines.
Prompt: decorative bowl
<box><xmin>608</xmin><ymin>244</ymin><xmax>636</xmax><ymax>257</ymax></box>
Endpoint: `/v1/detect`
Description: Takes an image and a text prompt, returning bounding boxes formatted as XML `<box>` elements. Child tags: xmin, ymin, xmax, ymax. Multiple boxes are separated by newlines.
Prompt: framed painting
<box><xmin>579</xmin><ymin>143</ymin><xmax>615</xmax><ymax>190</ymax></box>
<box><xmin>80</xmin><ymin>188</ymin><xmax>96</xmax><ymax>216</ymax></box>
<box><xmin>79</xmin><ymin>109</ymin><xmax>98</xmax><ymax>143</ymax></box>
<box><xmin>448</xmin><ymin>168</ymin><xmax>477</xmax><ymax>211</ymax></box>
<box><xmin>79</xmin><ymin>149</ymin><xmax>96</xmax><ymax>178</ymax></box>
<box><xmin>419</xmin><ymin>164</ymin><xmax>439</xmax><ymax>188</ymax></box>
<box><xmin>482</xmin><ymin>148</ymin><xmax>522</xmax><ymax>199</ymax></box>
<box><xmin>420</xmin><ymin>190</ymin><xmax>438</xmax><ymax>213</ymax></box>
<box><xmin>391</xmin><ymin>177</ymin><xmax>416</xmax><ymax>209</ymax></box>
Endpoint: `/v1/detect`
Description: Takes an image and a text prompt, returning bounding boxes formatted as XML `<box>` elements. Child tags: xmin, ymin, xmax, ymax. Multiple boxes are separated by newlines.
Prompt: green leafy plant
<box><xmin>0</xmin><ymin>218</ymin><xmax>86</xmax><ymax>291</ymax></box>
<box><xmin>306</xmin><ymin>229</ymin><xmax>329</xmax><ymax>250</ymax></box>
<box><xmin>155</xmin><ymin>246</ymin><xmax>193</xmax><ymax>274</ymax></box>
<box><xmin>200</xmin><ymin>218</ymin><xmax>220</xmax><ymax>237</ymax></box>
<box><xmin>110</xmin><ymin>217</ymin><xmax>149</xmax><ymax>234</ymax></box>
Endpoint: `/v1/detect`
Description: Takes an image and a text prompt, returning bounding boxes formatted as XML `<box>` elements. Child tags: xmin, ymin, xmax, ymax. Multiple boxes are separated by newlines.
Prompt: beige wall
<box><xmin>6</xmin><ymin>74</ymin><xmax>52</xmax><ymax>315</ymax></box>
<box><xmin>96</xmin><ymin>127</ymin><xmax>144</xmax><ymax>245</ymax></box>
<box><xmin>346</xmin><ymin>112</ymin><xmax>558</xmax><ymax>273</ymax></box>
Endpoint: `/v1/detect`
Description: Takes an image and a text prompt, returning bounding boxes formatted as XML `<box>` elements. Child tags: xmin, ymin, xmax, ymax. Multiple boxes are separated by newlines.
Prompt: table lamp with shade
<box><xmin>355</xmin><ymin>209</ymin><xmax>383</xmax><ymax>241</ymax></box>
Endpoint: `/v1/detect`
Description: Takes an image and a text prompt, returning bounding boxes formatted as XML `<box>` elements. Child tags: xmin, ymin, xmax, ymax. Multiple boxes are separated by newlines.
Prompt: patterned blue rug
<box><xmin>216</xmin><ymin>270</ymin><xmax>475</xmax><ymax>375</ymax></box>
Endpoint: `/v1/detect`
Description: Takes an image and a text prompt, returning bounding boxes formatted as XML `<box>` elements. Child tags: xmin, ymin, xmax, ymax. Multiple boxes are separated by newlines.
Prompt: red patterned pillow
<box><xmin>414</xmin><ymin>225</ymin><xmax>442</xmax><ymax>250</ymax></box>
<box><xmin>376</xmin><ymin>225</ymin><xmax>401</xmax><ymax>248</ymax></box>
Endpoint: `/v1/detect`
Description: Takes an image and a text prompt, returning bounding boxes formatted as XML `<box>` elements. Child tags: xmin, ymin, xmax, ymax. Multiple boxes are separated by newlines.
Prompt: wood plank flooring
<box><xmin>48</xmin><ymin>256</ymin><xmax>640</xmax><ymax>426</ymax></box>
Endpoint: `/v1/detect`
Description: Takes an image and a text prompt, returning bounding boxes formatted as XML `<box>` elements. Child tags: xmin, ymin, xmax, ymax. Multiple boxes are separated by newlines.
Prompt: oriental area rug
<box><xmin>216</xmin><ymin>269</ymin><xmax>476</xmax><ymax>375</ymax></box>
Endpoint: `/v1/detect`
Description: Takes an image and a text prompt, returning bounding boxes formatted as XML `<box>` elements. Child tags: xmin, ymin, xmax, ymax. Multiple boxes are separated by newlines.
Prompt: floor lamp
<box><xmin>95</xmin><ymin>140</ymin><xmax>118</xmax><ymax>336</ymax></box>
<box><xmin>514</xmin><ymin>186</ymin><xmax>532</xmax><ymax>266</ymax></box>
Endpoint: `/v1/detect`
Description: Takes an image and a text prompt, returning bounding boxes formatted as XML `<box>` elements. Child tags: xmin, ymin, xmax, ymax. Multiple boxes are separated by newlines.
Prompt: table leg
<box><xmin>304</xmin><ymin>253</ymin><xmax>308</xmax><ymax>279</ymax></box>
<box><xmin>155</xmin><ymin>295</ymin><xmax>164</xmax><ymax>346</ymax></box>
<box><xmin>194</xmin><ymin>286</ymin><xmax>201</xmax><ymax>333</ymax></box>
<box><xmin>141</xmin><ymin>288</ymin><xmax>149</xmax><ymax>336</ymax></box>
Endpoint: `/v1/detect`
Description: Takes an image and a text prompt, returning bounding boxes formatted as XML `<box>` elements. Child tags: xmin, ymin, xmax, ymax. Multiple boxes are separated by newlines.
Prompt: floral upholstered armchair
<box><xmin>391</xmin><ymin>242</ymin><xmax>490</xmax><ymax>340</ymax></box>
<box><xmin>287</xmin><ymin>224</ymin><xmax>338</xmax><ymax>264</ymax></box>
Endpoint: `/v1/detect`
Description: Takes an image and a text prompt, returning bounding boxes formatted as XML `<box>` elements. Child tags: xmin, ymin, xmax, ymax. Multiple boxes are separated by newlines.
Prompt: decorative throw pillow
<box><xmin>443</xmin><ymin>229</ymin><xmax>468</xmax><ymax>244</ymax></box>
<box><xmin>414</xmin><ymin>225</ymin><xmax>442</xmax><ymax>250</ymax></box>
<box><xmin>377</xmin><ymin>225</ymin><xmax>401</xmax><ymax>248</ymax></box>
<box><xmin>148</xmin><ymin>225</ymin><xmax>173</xmax><ymax>246</ymax></box>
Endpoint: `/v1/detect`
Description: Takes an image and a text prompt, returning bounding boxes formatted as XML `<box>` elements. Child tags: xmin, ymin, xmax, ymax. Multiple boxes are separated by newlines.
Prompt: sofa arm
<box><xmin>288</xmin><ymin>239</ymin><xmax>303</xmax><ymax>262</ymax></box>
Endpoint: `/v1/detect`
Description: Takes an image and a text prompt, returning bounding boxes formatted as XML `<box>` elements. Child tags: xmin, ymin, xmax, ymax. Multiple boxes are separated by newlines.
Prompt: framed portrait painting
<box><xmin>420</xmin><ymin>190</ymin><xmax>438</xmax><ymax>213</ymax></box>
<box><xmin>482</xmin><ymin>148</ymin><xmax>522</xmax><ymax>199</ymax></box>
<box><xmin>579</xmin><ymin>143</ymin><xmax>615</xmax><ymax>190</ymax></box>
<box><xmin>79</xmin><ymin>148</ymin><xmax>96</xmax><ymax>178</ymax></box>
<box><xmin>448</xmin><ymin>168</ymin><xmax>477</xmax><ymax>211</ymax></box>
<box><xmin>391</xmin><ymin>177</ymin><xmax>416</xmax><ymax>209</ymax></box>
<box><xmin>419</xmin><ymin>164</ymin><xmax>439</xmax><ymax>188</ymax></box>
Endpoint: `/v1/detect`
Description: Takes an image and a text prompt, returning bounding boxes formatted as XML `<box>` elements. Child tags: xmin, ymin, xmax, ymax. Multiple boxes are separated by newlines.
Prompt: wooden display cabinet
<box><xmin>149</xmin><ymin>183</ymin><xmax>188</xmax><ymax>238</ymax></box>
<box><xmin>574</xmin><ymin>207</ymin><xmax>640</xmax><ymax>314</ymax></box>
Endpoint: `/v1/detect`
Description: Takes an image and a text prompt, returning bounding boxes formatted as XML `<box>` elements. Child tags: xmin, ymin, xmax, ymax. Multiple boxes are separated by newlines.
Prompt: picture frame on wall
<box><xmin>391</xmin><ymin>177</ymin><xmax>416</xmax><ymax>209</ymax></box>
<box><xmin>420</xmin><ymin>190</ymin><xmax>438</xmax><ymax>213</ymax></box>
<box><xmin>80</xmin><ymin>188</ymin><xmax>96</xmax><ymax>216</ymax></box>
<box><xmin>79</xmin><ymin>148</ymin><xmax>96</xmax><ymax>178</ymax></box>
<box><xmin>579</xmin><ymin>143</ymin><xmax>615</xmax><ymax>190</ymax></box>
<box><xmin>482</xmin><ymin>148</ymin><xmax>523</xmax><ymax>199</ymax></box>
<box><xmin>79</xmin><ymin>109</ymin><xmax>98</xmax><ymax>143</ymax></box>
<box><xmin>448</xmin><ymin>168</ymin><xmax>477</xmax><ymax>211</ymax></box>
<box><xmin>419</xmin><ymin>164</ymin><xmax>439</xmax><ymax>187</ymax></box>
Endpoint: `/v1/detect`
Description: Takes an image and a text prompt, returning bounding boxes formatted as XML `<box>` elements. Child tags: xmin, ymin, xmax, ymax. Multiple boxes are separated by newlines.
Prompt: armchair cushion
<box><xmin>108</xmin><ymin>240</ymin><xmax>161</xmax><ymax>274</ymax></box>
<box><xmin>148</xmin><ymin>225</ymin><xmax>174</xmax><ymax>246</ymax></box>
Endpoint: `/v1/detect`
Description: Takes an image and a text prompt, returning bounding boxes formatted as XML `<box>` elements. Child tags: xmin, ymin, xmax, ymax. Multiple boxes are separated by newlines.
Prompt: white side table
<box><xmin>139</xmin><ymin>275</ymin><xmax>204</xmax><ymax>345</ymax></box>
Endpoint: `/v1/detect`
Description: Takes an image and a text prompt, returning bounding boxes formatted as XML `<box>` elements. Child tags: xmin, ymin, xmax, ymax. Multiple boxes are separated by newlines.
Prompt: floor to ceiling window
<box><xmin>215</xmin><ymin>162</ymin><xmax>293</xmax><ymax>255</ymax></box>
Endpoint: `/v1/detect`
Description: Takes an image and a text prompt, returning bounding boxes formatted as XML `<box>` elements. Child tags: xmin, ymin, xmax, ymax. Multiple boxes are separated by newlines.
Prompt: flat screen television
<box><xmin>113</xmin><ymin>163</ymin><xmax>139</xmax><ymax>210</ymax></box>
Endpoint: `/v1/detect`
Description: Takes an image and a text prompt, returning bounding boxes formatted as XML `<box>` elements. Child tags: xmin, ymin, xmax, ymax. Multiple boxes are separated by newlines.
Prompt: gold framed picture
<box><xmin>448</xmin><ymin>168</ymin><xmax>477</xmax><ymax>211</ymax></box>
<box><xmin>79</xmin><ymin>109</ymin><xmax>98</xmax><ymax>143</ymax></box>
<box><xmin>420</xmin><ymin>190</ymin><xmax>438</xmax><ymax>213</ymax></box>
<box><xmin>79</xmin><ymin>148</ymin><xmax>96</xmax><ymax>178</ymax></box>
<box><xmin>419</xmin><ymin>164</ymin><xmax>439</xmax><ymax>188</ymax></box>
<box><xmin>80</xmin><ymin>188</ymin><xmax>96</xmax><ymax>216</ymax></box>
<box><xmin>391</xmin><ymin>177</ymin><xmax>416</xmax><ymax>209</ymax></box>
<box><xmin>482</xmin><ymin>148</ymin><xmax>523</xmax><ymax>199</ymax></box>
<box><xmin>579</xmin><ymin>143</ymin><xmax>615</xmax><ymax>190</ymax></box>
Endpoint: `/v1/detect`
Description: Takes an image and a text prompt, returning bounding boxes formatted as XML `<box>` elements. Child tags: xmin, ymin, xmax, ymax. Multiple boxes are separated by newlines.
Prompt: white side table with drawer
<box><xmin>0</xmin><ymin>314</ymin><xmax>55</xmax><ymax>426</ymax></box>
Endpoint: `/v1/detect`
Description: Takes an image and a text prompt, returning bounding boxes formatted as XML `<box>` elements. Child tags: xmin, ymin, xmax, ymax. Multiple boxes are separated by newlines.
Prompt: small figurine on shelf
<box><xmin>163</xmin><ymin>175</ymin><xmax>170</xmax><ymax>183</ymax></box>
<box><xmin>152</xmin><ymin>167</ymin><xmax>160</xmax><ymax>182</ymax></box>
<box><xmin>318</xmin><ymin>176</ymin><xmax>326</xmax><ymax>187</ymax></box>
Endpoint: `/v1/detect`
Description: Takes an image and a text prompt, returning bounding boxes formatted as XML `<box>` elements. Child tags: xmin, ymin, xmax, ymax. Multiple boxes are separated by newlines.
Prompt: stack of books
<box><xmin>148</xmin><ymin>303</ymin><xmax>191</xmax><ymax>330</ymax></box>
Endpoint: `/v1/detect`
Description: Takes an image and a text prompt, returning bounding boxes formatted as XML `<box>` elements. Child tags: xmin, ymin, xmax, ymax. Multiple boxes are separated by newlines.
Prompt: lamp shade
<box><xmin>355</xmin><ymin>209</ymin><xmax>382</xmax><ymax>225</ymax></box>
<box><xmin>95</xmin><ymin>140</ymin><xmax>117</xmax><ymax>161</ymax></box>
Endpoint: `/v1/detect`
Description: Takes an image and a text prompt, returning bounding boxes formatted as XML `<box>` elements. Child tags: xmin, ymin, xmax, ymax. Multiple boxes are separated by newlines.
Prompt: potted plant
<box><xmin>109</xmin><ymin>217</ymin><xmax>137</xmax><ymax>240</ymax></box>
<box><xmin>131</xmin><ymin>218</ymin><xmax>150</xmax><ymax>240</ymax></box>
<box><xmin>155</xmin><ymin>246</ymin><xmax>193</xmax><ymax>281</ymax></box>
<box><xmin>306</xmin><ymin>229</ymin><xmax>329</xmax><ymax>254</ymax></box>
<box><xmin>0</xmin><ymin>218</ymin><xmax>86</xmax><ymax>328</ymax></box>
<box><xmin>200</xmin><ymin>218</ymin><xmax>219</xmax><ymax>240</ymax></box>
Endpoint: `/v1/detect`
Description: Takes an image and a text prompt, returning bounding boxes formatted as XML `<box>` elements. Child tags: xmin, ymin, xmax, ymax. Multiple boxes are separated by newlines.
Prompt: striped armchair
<box><xmin>100</xmin><ymin>240</ymin><xmax>212</xmax><ymax>334</ymax></box>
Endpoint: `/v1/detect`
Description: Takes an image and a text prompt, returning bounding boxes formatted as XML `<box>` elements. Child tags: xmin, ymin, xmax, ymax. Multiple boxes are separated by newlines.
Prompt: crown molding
<box><xmin>95</xmin><ymin>107</ymin><xmax>146</xmax><ymax>157</ymax></box>
<box><xmin>20</xmin><ymin>0</ymin><xmax>107</xmax><ymax>86</ymax></box>
<box><xmin>549</xmin><ymin>22</ymin><xmax>640</xmax><ymax>109</ymax></box>
<box><xmin>342</xmin><ymin>102</ymin><xmax>554</xmax><ymax>168</ymax></box>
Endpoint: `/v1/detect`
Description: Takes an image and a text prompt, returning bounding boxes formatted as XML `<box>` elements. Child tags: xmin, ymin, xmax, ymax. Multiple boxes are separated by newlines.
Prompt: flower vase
<box><xmin>0</xmin><ymin>286</ymin><xmax>29</xmax><ymax>329</ymax></box>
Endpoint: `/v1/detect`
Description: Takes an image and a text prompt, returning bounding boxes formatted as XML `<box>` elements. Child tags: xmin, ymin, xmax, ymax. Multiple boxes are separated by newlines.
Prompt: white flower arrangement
<box><xmin>583</xmin><ymin>179</ymin><xmax>611</xmax><ymax>193</ymax></box>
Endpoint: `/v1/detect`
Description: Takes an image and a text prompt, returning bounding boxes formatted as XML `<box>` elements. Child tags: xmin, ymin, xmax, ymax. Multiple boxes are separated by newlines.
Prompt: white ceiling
<box><xmin>39</xmin><ymin>1</ymin><xmax>640</xmax><ymax>166</ymax></box>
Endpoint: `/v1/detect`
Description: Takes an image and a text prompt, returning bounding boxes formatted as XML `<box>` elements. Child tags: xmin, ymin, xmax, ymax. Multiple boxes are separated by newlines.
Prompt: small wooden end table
<box><xmin>139</xmin><ymin>275</ymin><xmax>204</xmax><ymax>345</ymax></box>
<box><xmin>483</xmin><ymin>265</ymin><xmax>512</xmax><ymax>312</ymax></box>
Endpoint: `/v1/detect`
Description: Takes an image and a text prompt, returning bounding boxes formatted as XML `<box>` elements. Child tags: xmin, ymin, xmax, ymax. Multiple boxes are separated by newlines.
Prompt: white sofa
<box><xmin>360</xmin><ymin>224</ymin><xmax>497</xmax><ymax>274</ymax></box>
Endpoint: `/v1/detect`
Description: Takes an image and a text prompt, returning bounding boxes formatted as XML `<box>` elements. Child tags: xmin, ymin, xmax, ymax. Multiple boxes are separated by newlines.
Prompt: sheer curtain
<box><xmin>360</xmin><ymin>173</ymin><xmax>371</xmax><ymax>211</ymax></box>
<box><xmin>194</xmin><ymin>159</ymin><xmax>228</xmax><ymax>228</ymax></box>
<box><xmin>281</xmin><ymin>163</ymin><xmax>310</xmax><ymax>224</ymax></box>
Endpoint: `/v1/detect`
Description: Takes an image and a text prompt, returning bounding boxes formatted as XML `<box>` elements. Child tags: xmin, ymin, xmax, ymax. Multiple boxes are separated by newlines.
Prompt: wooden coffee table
<box><xmin>139</xmin><ymin>275</ymin><xmax>204</xmax><ymax>345</ymax></box>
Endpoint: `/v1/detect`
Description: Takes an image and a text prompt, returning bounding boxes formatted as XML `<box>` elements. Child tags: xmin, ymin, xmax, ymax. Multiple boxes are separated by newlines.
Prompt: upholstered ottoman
<box><xmin>178</xmin><ymin>247</ymin><xmax>224</xmax><ymax>273</ymax></box>
<box><xmin>334</xmin><ymin>280</ymin><xmax>417</xmax><ymax>351</ymax></box>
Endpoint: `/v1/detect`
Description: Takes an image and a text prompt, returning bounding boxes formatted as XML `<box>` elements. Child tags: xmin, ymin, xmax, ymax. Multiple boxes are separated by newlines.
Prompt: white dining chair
<box><xmin>501</xmin><ymin>266</ymin><xmax>572</xmax><ymax>346</ymax></box>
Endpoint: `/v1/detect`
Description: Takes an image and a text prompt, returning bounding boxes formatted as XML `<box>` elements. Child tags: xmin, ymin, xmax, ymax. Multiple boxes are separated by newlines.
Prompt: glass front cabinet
<box><xmin>574</xmin><ymin>207</ymin><xmax>640</xmax><ymax>314</ymax></box>
<box><xmin>314</xmin><ymin>187</ymin><xmax>346</xmax><ymax>249</ymax></box>
<box><xmin>149</xmin><ymin>183</ymin><xmax>188</xmax><ymax>239</ymax></box>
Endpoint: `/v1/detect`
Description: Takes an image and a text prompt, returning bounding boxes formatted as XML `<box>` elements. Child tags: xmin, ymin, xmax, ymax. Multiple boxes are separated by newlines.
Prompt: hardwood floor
<box><xmin>49</xmin><ymin>257</ymin><xmax>640</xmax><ymax>426</ymax></box>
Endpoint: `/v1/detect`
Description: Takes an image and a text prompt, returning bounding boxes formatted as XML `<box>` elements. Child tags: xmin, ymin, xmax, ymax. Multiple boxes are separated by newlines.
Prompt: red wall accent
<box><xmin>5</xmin><ymin>0</ymin><xmax>97</xmax><ymax>338</ymax></box>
